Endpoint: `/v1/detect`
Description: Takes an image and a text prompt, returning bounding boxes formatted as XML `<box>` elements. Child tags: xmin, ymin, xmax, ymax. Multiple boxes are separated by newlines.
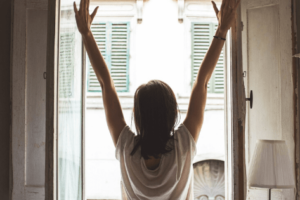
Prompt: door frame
<box><xmin>45</xmin><ymin>0</ymin><xmax>246</xmax><ymax>199</ymax></box>
<box><xmin>225</xmin><ymin>2</ymin><xmax>247</xmax><ymax>199</ymax></box>
<box><xmin>294</xmin><ymin>0</ymin><xmax>300</xmax><ymax>198</ymax></box>
<box><xmin>45</xmin><ymin>0</ymin><xmax>59</xmax><ymax>199</ymax></box>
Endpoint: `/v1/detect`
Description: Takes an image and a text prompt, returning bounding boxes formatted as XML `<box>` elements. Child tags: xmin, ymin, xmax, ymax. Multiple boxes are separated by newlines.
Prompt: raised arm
<box><xmin>183</xmin><ymin>0</ymin><xmax>240</xmax><ymax>142</ymax></box>
<box><xmin>74</xmin><ymin>0</ymin><xmax>126</xmax><ymax>147</ymax></box>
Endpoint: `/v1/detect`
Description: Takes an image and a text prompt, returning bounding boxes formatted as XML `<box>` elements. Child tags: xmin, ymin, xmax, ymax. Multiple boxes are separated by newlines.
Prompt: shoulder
<box><xmin>175</xmin><ymin>124</ymin><xmax>194</xmax><ymax>141</ymax></box>
<box><xmin>174</xmin><ymin>123</ymin><xmax>197</xmax><ymax>156</ymax></box>
<box><xmin>115</xmin><ymin>125</ymin><xmax>135</xmax><ymax>160</ymax></box>
<box><xmin>116</xmin><ymin>125</ymin><xmax>135</xmax><ymax>147</ymax></box>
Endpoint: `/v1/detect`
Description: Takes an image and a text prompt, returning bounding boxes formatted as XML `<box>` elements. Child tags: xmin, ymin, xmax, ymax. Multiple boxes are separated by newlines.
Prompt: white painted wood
<box><xmin>224</xmin><ymin>31</ymin><xmax>232</xmax><ymax>200</ymax></box>
<box><xmin>45</xmin><ymin>0</ymin><xmax>59</xmax><ymax>199</ymax></box>
<box><xmin>12</xmin><ymin>1</ymin><xmax>48</xmax><ymax>199</ymax></box>
<box><xmin>26</xmin><ymin>8</ymin><xmax>47</xmax><ymax>188</ymax></box>
<box><xmin>11</xmin><ymin>0</ymin><xmax>27</xmax><ymax>198</ymax></box>
<box><xmin>247</xmin><ymin>187</ymin><xmax>269</xmax><ymax>199</ymax></box>
<box><xmin>271</xmin><ymin>188</ymin><xmax>295</xmax><ymax>200</ymax></box>
<box><xmin>247</xmin><ymin>187</ymin><xmax>295</xmax><ymax>199</ymax></box>
<box><xmin>241</xmin><ymin>0</ymin><xmax>295</xmax><ymax>187</ymax></box>
<box><xmin>25</xmin><ymin>187</ymin><xmax>45</xmax><ymax>200</ymax></box>
<box><xmin>27</xmin><ymin>0</ymin><xmax>47</xmax><ymax>10</ymax></box>
<box><xmin>248</xmin><ymin>4</ymin><xmax>281</xmax><ymax>163</ymax></box>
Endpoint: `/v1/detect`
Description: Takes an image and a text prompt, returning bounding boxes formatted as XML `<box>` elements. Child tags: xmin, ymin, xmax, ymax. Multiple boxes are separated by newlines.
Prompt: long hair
<box><xmin>130</xmin><ymin>80</ymin><xmax>180</xmax><ymax>160</ymax></box>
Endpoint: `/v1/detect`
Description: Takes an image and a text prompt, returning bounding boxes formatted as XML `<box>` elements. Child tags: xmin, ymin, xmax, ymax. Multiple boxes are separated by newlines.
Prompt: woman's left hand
<box><xmin>73</xmin><ymin>0</ymin><xmax>98</xmax><ymax>36</ymax></box>
<box><xmin>211</xmin><ymin>0</ymin><xmax>240</xmax><ymax>33</ymax></box>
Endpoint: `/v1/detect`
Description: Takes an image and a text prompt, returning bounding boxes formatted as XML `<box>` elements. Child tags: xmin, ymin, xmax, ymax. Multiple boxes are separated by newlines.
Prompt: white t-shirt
<box><xmin>115</xmin><ymin>123</ymin><xmax>197</xmax><ymax>200</ymax></box>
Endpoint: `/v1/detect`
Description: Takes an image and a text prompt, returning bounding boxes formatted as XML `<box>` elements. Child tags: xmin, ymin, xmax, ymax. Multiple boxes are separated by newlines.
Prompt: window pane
<box><xmin>58</xmin><ymin>0</ymin><xmax>82</xmax><ymax>199</ymax></box>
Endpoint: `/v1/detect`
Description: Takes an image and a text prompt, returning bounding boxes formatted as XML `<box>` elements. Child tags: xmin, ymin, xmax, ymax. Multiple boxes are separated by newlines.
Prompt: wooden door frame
<box><xmin>293</xmin><ymin>0</ymin><xmax>300</xmax><ymax>199</ymax></box>
<box><xmin>45</xmin><ymin>0</ymin><xmax>59</xmax><ymax>199</ymax></box>
<box><xmin>227</xmin><ymin>2</ymin><xmax>247</xmax><ymax>199</ymax></box>
<box><xmin>45</xmin><ymin>1</ymin><xmax>247</xmax><ymax>200</ymax></box>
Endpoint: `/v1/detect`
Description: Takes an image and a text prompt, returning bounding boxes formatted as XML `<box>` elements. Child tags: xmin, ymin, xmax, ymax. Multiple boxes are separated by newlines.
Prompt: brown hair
<box><xmin>130</xmin><ymin>80</ymin><xmax>180</xmax><ymax>160</ymax></box>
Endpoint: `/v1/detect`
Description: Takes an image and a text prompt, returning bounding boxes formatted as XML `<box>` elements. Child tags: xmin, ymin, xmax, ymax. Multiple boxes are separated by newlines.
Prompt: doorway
<box><xmin>35</xmin><ymin>0</ymin><xmax>298</xmax><ymax>199</ymax></box>
<box><xmin>55</xmin><ymin>0</ymin><xmax>229</xmax><ymax>199</ymax></box>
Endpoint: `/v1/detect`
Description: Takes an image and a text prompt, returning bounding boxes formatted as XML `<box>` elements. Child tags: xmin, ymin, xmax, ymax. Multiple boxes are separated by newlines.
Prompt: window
<box><xmin>87</xmin><ymin>22</ymin><xmax>130</xmax><ymax>93</ymax></box>
<box><xmin>191</xmin><ymin>22</ymin><xmax>225</xmax><ymax>93</ymax></box>
<box><xmin>59</xmin><ymin>32</ymin><xmax>75</xmax><ymax>98</ymax></box>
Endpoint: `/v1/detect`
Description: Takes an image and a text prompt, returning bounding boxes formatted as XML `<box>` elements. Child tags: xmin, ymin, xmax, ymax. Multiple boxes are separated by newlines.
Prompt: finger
<box><xmin>228</xmin><ymin>0</ymin><xmax>234</xmax><ymax>8</ymax></box>
<box><xmin>91</xmin><ymin>6</ymin><xmax>99</xmax><ymax>22</ymax></box>
<box><xmin>211</xmin><ymin>1</ymin><xmax>219</xmax><ymax>16</ymax></box>
<box><xmin>80</xmin><ymin>0</ymin><xmax>84</xmax><ymax>12</ymax></box>
<box><xmin>87</xmin><ymin>0</ymin><xmax>90</xmax><ymax>13</ymax></box>
<box><xmin>82</xmin><ymin>0</ymin><xmax>86</xmax><ymax>20</ymax></box>
<box><xmin>73</xmin><ymin>2</ymin><xmax>79</xmax><ymax>15</ymax></box>
<box><xmin>220</xmin><ymin>0</ymin><xmax>228</xmax><ymax>10</ymax></box>
<box><xmin>233</xmin><ymin>0</ymin><xmax>241</xmax><ymax>10</ymax></box>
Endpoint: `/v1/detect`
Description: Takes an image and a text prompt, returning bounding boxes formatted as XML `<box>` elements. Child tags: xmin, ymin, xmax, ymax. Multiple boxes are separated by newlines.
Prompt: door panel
<box><xmin>242</xmin><ymin>0</ymin><xmax>294</xmax><ymax>180</ymax></box>
<box><xmin>247</xmin><ymin>5</ymin><xmax>281</xmax><ymax>162</ymax></box>
<box><xmin>26</xmin><ymin>9</ymin><xmax>48</xmax><ymax>188</ymax></box>
<box><xmin>12</xmin><ymin>6</ymin><xmax>48</xmax><ymax>199</ymax></box>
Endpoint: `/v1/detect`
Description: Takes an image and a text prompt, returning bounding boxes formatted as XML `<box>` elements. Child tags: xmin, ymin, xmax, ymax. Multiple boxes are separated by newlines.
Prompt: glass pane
<box><xmin>58</xmin><ymin>0</ymin><xmax>82</xmax><ymax>199</ymax></box>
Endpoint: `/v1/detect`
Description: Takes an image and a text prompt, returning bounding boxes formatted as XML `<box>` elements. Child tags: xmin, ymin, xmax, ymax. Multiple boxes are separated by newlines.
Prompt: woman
<box><xmin>73</xmin><ymin>0</ymin><xmax>239</xmax><ymax>199</ymax></box>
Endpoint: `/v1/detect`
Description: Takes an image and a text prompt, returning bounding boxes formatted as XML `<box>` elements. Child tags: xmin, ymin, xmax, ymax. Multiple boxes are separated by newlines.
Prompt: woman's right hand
<box><xmin>73</xmin><ymin>0</ymin><xmax>98</xmax><ymax>36</ymax></box>
<box><xmin>212</xmin><ymin>0</ymin><xmax>241</xmax><ymax>33</ymax></box>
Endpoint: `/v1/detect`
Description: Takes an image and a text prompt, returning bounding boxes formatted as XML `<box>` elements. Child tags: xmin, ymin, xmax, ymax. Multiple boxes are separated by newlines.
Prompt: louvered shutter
<box><xmin>191</xmin><ymin>23</ymin><xmax>225</xmax><ymax>93</ymax></box>
<box><xmin>87</xmin><ymin>22</ymin><xmax>130</xmax><ymax>93</ymax></box>
<box><xmin>213</xmin><ymin>24</ymin><xmax>225</xmax><ymax>93</ymax></box>
<box><xmin>110</xmin><ymin>23</ymin><xmax>130</xmax><ymax>92</ymax></box>
<box><xmin>87</xmin><ymin>23</ymin><xmax>107</xmax><ymax>92</ymax></box>
<box><xmin>59</xmin><ymin>32</ymin><xmax>75</xmax><ymax>97</ymax></box>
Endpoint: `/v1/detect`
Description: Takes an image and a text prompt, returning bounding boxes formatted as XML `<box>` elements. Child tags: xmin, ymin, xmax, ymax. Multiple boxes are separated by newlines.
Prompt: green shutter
<box><xmin>87</xmin><ymin>23</ymin><xmax>107</xmax><ymax>92</ymax></box>
<box><xmin>59</xmin><ymin>32</ymin><xmax>75</xmax><ymax>97</ymax></box>
<box><xmin>213</xmin><ymin>24</ymin><xmax>225</xmax><ymax>93</ymax></box>
<box><xmin>110</xmin><ymin>23</ymin><xmax>130</xmax><ymax>92</ymax></box>
<box><xmin>191</xmin><ymin>23</ymin><xmax>225</xmax><ymax>93</ymax></box>
<box><xmin>87</xmin><ymin>22</ymin><xmax>130</xmax><ymax>93</ymax></box>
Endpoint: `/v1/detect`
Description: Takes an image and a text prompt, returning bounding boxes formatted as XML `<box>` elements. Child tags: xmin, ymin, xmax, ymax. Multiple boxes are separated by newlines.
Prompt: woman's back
<box><xmin>144</xmin><ymin>155</ymin><xmax>162</xmax><ymax>170</ymax></box>
<box><xmin>116</xmin><ymin>124</ymin><xmax>197</xmax><ymax>200</ymax></box>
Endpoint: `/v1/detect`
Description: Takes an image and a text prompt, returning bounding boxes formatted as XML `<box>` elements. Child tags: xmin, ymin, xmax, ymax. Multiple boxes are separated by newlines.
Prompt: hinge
<box><xmin>241</xmin><ymin>21</ymin><xmax>244</xmax><ymax>31</ymax></box>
